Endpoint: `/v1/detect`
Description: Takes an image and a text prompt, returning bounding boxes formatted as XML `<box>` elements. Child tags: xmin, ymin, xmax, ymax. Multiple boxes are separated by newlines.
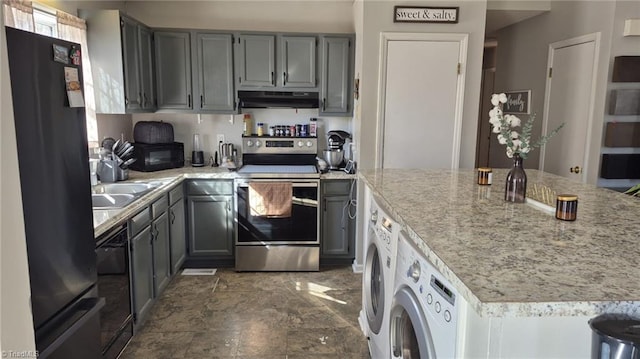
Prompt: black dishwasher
<box><xmin>96</xmin><ymin>224</ymin><xmax>133</xmax><ymax>358</ymax></box>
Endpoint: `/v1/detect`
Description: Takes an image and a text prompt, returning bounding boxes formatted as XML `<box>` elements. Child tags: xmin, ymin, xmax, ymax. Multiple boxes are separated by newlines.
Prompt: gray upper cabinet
<box><xmin>281</xmin><ymin>36</ymin><xmax>316</xmax><ymax>88</ymax></box>
<box><xmin>79</xmin><ymin>10</ymin><xmax>155</xmax><ymax>114</ymax></box>
<box><xmin>320</xmin><ymin>36</ymin><xmax>352</xmax><ymax>116</ymax></box>
<box><xmin>237</xmin><ymin>34</ymin><xmax>276</xmax><ymax>87</ymax></box>
<box><xmin>121</xmin><ymin>17</ymin><xmax>142</xmax><ymax>111</ymax></box>
<box><xmin>195</xmin><ymin>33</ymin><xmax>235</xmax><ymax>112</ymax></box>
<box><xmin>138</xmin><ymin>26</ymin><xmax>155</xmax><ymax>110</ymax></box>
<box><xmin>155</xmin><ymin>31</ymin><xmax>192</xmax><ymax>110</ymax></box>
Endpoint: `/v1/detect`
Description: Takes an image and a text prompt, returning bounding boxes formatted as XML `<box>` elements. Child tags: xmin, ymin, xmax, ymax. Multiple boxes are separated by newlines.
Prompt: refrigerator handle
<box><xmin>38</xmin><ymin>298</ymin><xmax>105</xmax><ymax>358</ymax></box>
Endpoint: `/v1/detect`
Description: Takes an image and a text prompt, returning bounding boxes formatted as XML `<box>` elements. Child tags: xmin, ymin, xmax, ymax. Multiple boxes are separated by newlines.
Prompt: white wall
<box><xmin>132</xmin><ymin>111</ymin><xmax>352</xmax><ymax>164</ymax></box>
<box><xmin>356</xmin><ymin>0</ymin><xmax>487</xmax><ymax>170</ymax></box>
<box><xmin>1</xmin><ymin>6</ymin><xmax>37</xmax><ymax>352</ymax></box>
<box><xmin>123</xmin><ymin>0</ymin><xmax>354</xmax><ymax>33</ymax></box>
<box><xmin>492</xmin><ymin>1</ymin><xmax>618</xmax><ymax>184</ymax></box>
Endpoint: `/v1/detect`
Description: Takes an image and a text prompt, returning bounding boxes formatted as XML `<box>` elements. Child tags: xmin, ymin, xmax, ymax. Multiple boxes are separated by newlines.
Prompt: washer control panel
<box><xmin>409</xmin><ymin>256</ymin><xmax>457</xmax><ymax>326</ymax></box>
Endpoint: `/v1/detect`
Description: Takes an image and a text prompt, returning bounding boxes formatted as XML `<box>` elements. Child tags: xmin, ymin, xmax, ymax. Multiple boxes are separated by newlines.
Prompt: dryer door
<box><xmin>390</xmin><ymin>287</ymin><xmax>437</xmax><ymax>359</ymax></box>
<box><xmin>364</xmin><ymin>241</ymin><xmax>385</xmax><ymax>334</ymax></box>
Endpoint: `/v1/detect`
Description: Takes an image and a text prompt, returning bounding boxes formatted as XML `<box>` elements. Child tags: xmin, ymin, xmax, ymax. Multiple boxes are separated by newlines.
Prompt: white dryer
<box><xmin>360</xmin><ymin>196</ymin><xmax>399</xmax><ymax>359</ymax></box>
<box><xmin>390</xmin><ymin>231</ymin><xmax>459</xmax><ymax>358</ymax></box>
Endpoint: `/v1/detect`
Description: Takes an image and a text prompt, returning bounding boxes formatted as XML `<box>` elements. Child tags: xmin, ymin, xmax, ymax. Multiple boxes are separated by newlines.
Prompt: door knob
<box><xmin>569</xmin><ymin>166</ymin><xmax>581</xmax><ymax>174</ymax></box>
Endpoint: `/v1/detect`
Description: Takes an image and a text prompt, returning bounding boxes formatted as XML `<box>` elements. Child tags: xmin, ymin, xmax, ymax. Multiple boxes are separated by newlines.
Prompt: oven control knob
<box><xmin>444</xmin><ymin>310</ymin><xmax>451</xmax><ymax>322</ymax></box>
<box><xmin>408</xmin><ymin>260</ymin><xmax>420</xmax><ymax>283</ymax></box>
<box><xmin>435</xmin><ymin>301</ymin><xmax>441</xmax><ymax>313</ymax></box>
<box><xmin>255</xmin><ymin>140</ymin><xmax>262</xmax><ymax>147</ymax></box>
<box><xmin>306</xmin><ymin>141</ymin><xmax>313</xmax><ymax>147</ymax></box>
<box><xmin>298</xmin><ymin>141</ymin><xmax>304</xmax><ymax>147</ymax></box>
<box><xmin>246</xmin><ymin>140</ymin><xmax>253</xmax><ymax>147</ymax></box>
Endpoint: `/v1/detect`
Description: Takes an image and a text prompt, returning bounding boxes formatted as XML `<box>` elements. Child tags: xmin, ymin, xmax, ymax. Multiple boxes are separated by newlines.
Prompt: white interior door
<box><xmin>378</xmin><ymin>33</ymin><xmax>467</xmax><ymax>169</ymax></box>
<box><xmin>541</xmin><ymin>34</ymin><xmax>599</xmax><ymax>181</ymax></box>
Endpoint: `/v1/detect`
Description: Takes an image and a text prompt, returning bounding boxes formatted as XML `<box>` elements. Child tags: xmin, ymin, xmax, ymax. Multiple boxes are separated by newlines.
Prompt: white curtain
<box><xmin>3</xmin><ymin>1</ymin><xmax>99</xmax><ymax>149</ymax></box>
<box><xmin>2</xmin><ymin>0</ymin><xmax>34</xmax><ymax>31</ymax></box>
<box><xmin>57</xmin><ymin>11</ymin><xmax>98</xmax><ymax>147</ymax></box>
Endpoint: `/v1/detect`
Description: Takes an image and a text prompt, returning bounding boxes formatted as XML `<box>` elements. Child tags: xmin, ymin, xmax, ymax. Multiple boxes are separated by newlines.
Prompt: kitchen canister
<box><xmin>477</xmin><ymin>167</ymin><xmax>492</xmax><ymax>185</ymax></box>
<box><xmin>555</xmin><ymin>194</ymin><xmax>578</xmax><ymax>221</ymax></box>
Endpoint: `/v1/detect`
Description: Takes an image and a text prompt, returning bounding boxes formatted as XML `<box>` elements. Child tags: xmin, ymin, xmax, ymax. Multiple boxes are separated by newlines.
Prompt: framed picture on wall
<box><xmin>503</xmin><ymin>90</ymin><xmax>531</xmax><ymax>114</ymax></box>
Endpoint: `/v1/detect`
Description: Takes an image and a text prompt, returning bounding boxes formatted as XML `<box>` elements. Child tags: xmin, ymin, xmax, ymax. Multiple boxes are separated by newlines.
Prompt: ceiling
<box><xmin>485</xmin><ymin>9</ymin><xmax>547</xmax><ymax>35</ymax></box>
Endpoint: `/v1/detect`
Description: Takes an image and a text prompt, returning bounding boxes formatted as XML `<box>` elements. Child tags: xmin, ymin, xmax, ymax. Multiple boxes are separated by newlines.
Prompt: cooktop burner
<box><xmin>238</xmin><ymin>164</ymin><xmax>318</xmax><ymax>174</ymax></box>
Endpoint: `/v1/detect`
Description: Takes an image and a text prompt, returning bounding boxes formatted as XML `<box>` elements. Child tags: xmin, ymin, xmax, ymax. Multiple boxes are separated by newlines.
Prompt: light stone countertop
<box><xmin>359</xmin><ymin>168</ymin><xmax>640</xmax><ymax>318</ymax></box>
<box><xmin>93</xmin><ymin>167</ymin><xmax>356</xmax><ymax>238</ymax></box>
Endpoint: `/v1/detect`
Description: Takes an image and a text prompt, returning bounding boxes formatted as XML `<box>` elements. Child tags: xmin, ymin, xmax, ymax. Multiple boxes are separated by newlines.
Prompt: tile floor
<box><xmin>120</xmin><ymin>266</ymin><xmax>370</xmax><ymax>358</ymax></box>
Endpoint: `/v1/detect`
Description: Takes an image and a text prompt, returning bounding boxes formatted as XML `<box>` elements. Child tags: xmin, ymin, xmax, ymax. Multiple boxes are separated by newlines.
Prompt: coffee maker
<box><xmin>323</xmin><ymin>130</ymin><xmax>352</xmax><ymax>170</ymax></box>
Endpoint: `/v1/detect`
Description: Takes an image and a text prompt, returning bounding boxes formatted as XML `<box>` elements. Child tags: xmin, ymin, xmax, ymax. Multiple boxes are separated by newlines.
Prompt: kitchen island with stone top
<box><xmin>359</xmin><ymin>168</ymin><xmax>640</xmax><ymax>357</ymax></box>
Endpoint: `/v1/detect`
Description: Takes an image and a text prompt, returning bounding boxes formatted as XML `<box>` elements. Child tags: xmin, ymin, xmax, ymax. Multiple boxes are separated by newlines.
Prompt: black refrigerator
<box><xmin>5</xmin><ymin>27</ymin><xmax>103</xmax><ymax>358</ymax></box>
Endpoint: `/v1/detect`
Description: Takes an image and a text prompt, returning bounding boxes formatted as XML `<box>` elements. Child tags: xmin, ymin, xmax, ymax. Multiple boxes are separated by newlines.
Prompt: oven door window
<box><xmin>237</xmin><ymin>184</ymin><xmax>318</xmax><ymax>243</ymax></box>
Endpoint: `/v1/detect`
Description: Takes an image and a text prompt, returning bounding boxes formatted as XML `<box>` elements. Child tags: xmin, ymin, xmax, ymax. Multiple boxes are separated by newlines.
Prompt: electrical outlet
<box><xmin>217</xmin><ymin>134</ymin><xmax>225</xmax><ymax>144</ymax></box>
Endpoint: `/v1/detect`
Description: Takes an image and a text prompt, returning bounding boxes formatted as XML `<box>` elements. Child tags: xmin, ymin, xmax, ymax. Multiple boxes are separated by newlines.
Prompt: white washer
<box><xmin>360</xmin><ymin>196</ymin><xmax>399</xmax><ymax>359</ymax></box>
<box><xmin>390</xmin><ymin>231</ymin><xmax>458</xmax><ymax>358</ymax></box>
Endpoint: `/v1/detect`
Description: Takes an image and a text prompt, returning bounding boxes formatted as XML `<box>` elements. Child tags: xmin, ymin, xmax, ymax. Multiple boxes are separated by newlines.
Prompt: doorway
<box><xmin>540</xmin><ymin>33</ymin><xmax>600</xmax><ymax>182</ymax></box>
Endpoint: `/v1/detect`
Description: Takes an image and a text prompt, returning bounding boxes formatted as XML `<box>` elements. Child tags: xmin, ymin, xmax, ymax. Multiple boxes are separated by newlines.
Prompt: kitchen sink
<box><xmin>93</xmin><ymin>183</ymin><xmax>156</xmax><ymax>195</ymax></box>
<box><xmin>91</xmin><ymin>193</ymin><xmax>136</xmax><ymax>209</ymax></box>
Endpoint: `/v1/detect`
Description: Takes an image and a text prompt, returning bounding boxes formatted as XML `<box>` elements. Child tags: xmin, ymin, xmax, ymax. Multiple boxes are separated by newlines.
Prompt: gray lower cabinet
<box><xmin>130</xmin><ymin>217</ymin><xmax>153</xmax><ymax>324</ymax></box>
<box><xmin>186</xmin><ymin>180</ymin><xmax>234</xmax><ymax>259</ymax></box>
<box><xmin>155</xmin><ymin>31</ymin><xmax>192</xmax><ymax>110</ymax></box>
<box><xmin>169</xmin><ymin>186</ymin><xmax>186</xmax><ymax>274</ymax></box>
<box><xmin>129</xmin><ymin>195</ymin><xmax>172</xmax><ymax>326</ymax></box>
<box><xmin>194</xmin><ymin>32</ymin><xmax>235</xmax><ymax>112</ymax></box>
<box><xmin>320</xmin><ymin>36</ymin><xmax>353</xmax><ymax>116</ymax></box>
<box><xmin>152</xmin><ymin>210</ymin><xmax>171</xmax><ymax>295</ymax></box>
<box><xmin>321</xmin><ymin>180</ymin><xmax>356</xmax><ymax>261</ymax></box>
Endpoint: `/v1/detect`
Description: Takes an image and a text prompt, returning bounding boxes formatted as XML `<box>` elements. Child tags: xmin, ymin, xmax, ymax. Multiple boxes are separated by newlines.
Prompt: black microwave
<box><xmin>129</xmin><ymin>142</ymin><xmax>184</xmax><ymax>172</ymax></box>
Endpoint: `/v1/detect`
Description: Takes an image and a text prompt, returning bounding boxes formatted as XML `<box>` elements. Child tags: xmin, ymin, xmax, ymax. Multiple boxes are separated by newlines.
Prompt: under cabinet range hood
<box><xmin>238</xmin><ymin>91</ymin><xmax>319</xmax><ymax>109</ymax></box>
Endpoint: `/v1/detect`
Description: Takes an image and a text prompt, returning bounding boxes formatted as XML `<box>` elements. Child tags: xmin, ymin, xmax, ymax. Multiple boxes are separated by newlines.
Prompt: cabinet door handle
<box><xmin>227</xmin><ymin>200</ymin><xmax>231</xmax><ymax>211</ymax></box>
<box><xmin>170</xmin><ymin>210</ymin><xmax>175</xmax><ymax>224</ymax></box>
<box><xmin>322</xmin><ymin>98</ymin><xmax>326</xmax><ymax>111</ymax></box>
<box><xmin>143</xmin><ymin>93</ymin><xmax>148</xmax><ymax>108</ymax></box>
<box><xmin>138</xmin><ymin>92</ymin><xmax>142</xmax><ymax>106</ymax></box>
<box><xmin>200</xmin><ymin>95</ymin><xmax>204</xmax><ymax>109</ymax></box>
<box><xmin>271</xmin><ymin>71</ymin><xmax>274</xmax><ymax>85</ymax></box>
<box><xmin>125</xmin><ymin>96</ymin><xmax>129</xmax><ymax>106</ymax></box>
<box><xmin>188</xmin><ymin>94</ymin><xmax>192</xmax><ymax>108</ymax></box>
<box><xmin>283</xmin><ymin>72</ymin><xmax>287</xmax><ymax>86</ymax></box>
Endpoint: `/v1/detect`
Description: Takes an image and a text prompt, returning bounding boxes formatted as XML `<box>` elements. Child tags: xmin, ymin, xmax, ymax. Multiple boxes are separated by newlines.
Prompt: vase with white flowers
<box><xmin>489</xmin><ymin>93</ymin><xmax>564</xmax><ymax>203</ymax></box>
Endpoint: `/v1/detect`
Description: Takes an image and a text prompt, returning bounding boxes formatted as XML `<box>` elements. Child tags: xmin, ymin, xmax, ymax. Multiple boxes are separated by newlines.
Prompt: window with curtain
<box><xmin>3</xmin><ymin>0</ymin><xmax>99</xmax><ymax>148</ymax></box>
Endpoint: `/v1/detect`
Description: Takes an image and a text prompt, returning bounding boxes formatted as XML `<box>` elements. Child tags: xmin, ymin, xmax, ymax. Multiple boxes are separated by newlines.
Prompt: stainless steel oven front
<box><xmin>234</xmin><ymin>178</ymin><xmax>320</xmax><ymax>271</ymax></box>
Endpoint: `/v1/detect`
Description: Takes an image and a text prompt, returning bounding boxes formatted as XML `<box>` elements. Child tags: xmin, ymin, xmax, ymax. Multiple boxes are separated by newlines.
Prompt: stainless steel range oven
<box><xmin>235</xmin><ymin>136</ymin><xmax>320</xmax><ymax>271</ymax></box>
